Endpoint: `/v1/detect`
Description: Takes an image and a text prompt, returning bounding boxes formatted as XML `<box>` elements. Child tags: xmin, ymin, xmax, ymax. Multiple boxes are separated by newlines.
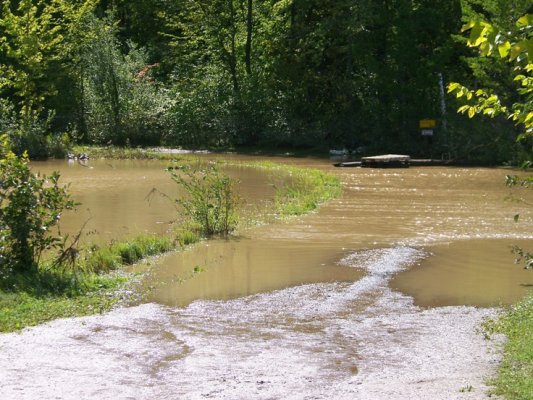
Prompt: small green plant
<box><xmin>459</xmin><ymin>385</ymin><xmax>474</xmax><ymax>393</ymax></box>
<box><xmin>0</xmin><ymin>135</ymin><xmax>77</xmax><ymax>281</ymax></box>
<box><xmin>168</xmin><ymin>163</ymin><xmax>239</xmax><ymax>236</ymax></box>
<box><xmin>176</xmin><ymin>227</ymin><xmax>201</xmax><ymax>247</ymax></box>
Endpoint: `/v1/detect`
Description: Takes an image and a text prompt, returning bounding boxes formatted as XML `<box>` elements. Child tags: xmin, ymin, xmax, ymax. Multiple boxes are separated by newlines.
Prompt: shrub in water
<box><xmin>168</xmin><ymin>163</ymin><xmax>239</xmax><ymax>236</ymax></box>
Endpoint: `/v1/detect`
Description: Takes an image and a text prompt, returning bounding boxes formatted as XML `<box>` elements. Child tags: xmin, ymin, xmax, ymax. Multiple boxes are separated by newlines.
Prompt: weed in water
<box><xmin>168</xmin><ymin>163</ymin><xmax>239</xmax><ymax>236</ymax></box>
<box><xmin>83</xmin><ymin>234</ymin><xmax>174</xmax><ymax>273</ymax></box>
<box><xmin>176</xmin><ymin>227</ymin><xmax>201</xmax><ymax>247</ymax></box>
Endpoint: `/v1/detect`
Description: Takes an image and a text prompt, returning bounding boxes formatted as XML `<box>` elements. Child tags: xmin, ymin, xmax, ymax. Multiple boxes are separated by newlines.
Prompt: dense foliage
<box><xmin>0</xmin><ymin>136</ymin><xmax>76</xmax><ymax>280</ymax></box>
<box><xmin>0</xmin><ymin>0</ymin><xmax>531</xmax><ymax>161</ymax></box>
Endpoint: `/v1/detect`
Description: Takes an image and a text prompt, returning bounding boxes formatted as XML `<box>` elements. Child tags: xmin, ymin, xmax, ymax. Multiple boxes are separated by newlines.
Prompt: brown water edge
<box><xmin>391</xmin><ymin>238</ymin><xmax>533</xmax><ymax>307</ymax></box>
<box><xmin>0</xmin><ymin>247</ymin><xmax>502</xmax><ymax>400</ymax></box>
<box><xmin>31</xmin><ymin>158</ymin><xmax>277</xmax><ymax>243</ymax></box>
<box><xmin>3</xmin><ymin>158</ymin><xmax>527</xmax><ymax>399</ymax></box>
<box><xmin>142</xmin><ymin>238</ymin><xmax>365</xmax><ymax>307</ymax></box>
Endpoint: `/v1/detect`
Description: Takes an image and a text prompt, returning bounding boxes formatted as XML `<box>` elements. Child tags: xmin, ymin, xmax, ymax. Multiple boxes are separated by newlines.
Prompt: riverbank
<box><xmin>2</xmin><ymin>150</ymin><xmax>532</xmax><ymax>399</ymax></box>
<box><xmin>0</xmin><ymin>155</ymin><xmax>341</xmax><ymax>332</ymax></box>
<box><xmin>0</xmin><ymin>234</ymin><xmax>175</xmax><ymax>332</ymax></box>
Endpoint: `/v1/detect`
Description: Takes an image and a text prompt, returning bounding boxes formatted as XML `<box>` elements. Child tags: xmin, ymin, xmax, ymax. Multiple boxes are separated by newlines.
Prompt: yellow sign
<box><xmin>419</xmin><ymin>119</ymin><xmax>437</xmax><ymax>129</ymax></box>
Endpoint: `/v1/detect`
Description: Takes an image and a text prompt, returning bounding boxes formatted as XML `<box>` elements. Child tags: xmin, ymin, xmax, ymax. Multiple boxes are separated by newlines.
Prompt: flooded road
<box><xmin>2</xmin><ymin>156</ymin><xmax>533</xmax><ymax>399</ymax></box>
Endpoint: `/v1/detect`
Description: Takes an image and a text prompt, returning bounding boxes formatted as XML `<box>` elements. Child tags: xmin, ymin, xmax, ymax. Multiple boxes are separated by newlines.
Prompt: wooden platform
<box><xmin>361</xmin><ymin>154</ymin><xmax>410</xmax><ymax>168</ymax></box>
<box><xmin>334</xmin><ymin>157</ymin><xmax>454</xmax><ymax>168</ymax></box>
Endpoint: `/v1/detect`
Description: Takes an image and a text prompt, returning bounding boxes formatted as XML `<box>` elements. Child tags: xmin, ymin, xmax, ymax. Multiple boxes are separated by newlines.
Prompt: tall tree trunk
<box><xmin>245</xmin><ymin>0</ymin><xmax>252</xmax><ymax>75</ymax></box>
<box><xmin>228</xmin><ymin>0</ymin><xmax>240</xmax><ymax>94</ymax></box>
<box><xmin>106</xmin><ymin>46</ymin><xmax>122</xmax><ymax>144</ymax></box>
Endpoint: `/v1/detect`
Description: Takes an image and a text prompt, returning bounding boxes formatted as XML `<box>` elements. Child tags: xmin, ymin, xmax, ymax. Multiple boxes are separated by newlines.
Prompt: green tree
<box><xmin>448</xmin><ymin>12</ymin><xmax>533</xmax><ymax>267</ymax></box>
<box><xmin>0</xmin><ymin>0</ymin><xmax>97</xmax><ymax>114</ymax></box>
<box><xmin>78</xmin><ymin>14</ymin><xmax>173</xmax><ymax>145</ymax></box>
<box><xmin>0</xmin><ymin>0</ymin><xmax>97</xmax><ymax>154</ymax></box>
<box><xmin>447</xmin><ymin>13</ymin><xmax>532</xmax><ymax>137</ymax></box>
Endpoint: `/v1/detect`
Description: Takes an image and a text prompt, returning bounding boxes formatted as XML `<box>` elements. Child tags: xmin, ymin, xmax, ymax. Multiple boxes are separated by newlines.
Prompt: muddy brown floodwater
<box><xmin>1</xmin><ymin>156</ymin><xmax>533</xmax><ymax>399</ymax></box>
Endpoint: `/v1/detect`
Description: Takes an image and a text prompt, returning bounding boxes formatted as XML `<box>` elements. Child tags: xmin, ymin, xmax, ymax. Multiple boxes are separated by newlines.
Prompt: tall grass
<box><xmin>84</xmin><ymin>234</ymin><xmax>175</xmax><ymax>273</ymax></box>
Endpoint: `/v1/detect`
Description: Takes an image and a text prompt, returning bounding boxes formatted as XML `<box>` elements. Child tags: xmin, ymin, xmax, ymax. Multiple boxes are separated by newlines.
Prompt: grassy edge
<box><xmin>485</xmin><ymin>294</ymin><xmax>533</xmax><ymax>400</ymax></box>
<box><xmin>0</xmin><ymin>234</ymin><xmax>180</xmax><ymax>332</ymax></box>
<box><xmin>1</xmin><ymin>153</ymin><xmax>342</xmax><ymax>333</ymax></box>
<box><xmin>0</xmin><ymin>273</ymin><xmax>129</xmax><ymax>332</ymax></box>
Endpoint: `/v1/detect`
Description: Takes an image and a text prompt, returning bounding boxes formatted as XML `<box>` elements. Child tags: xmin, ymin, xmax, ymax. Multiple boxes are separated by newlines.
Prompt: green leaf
<box><xmin>498</xmin><ymin>42</ymin><xmax>511</xmax><ymax>58</ymax></box>
<box><xmin>447</xmin><ymin>82</ymin><xmax>460</xmax><ymax>93</ymax></box>
<box><xmin>516</xmin><ymin>14</ymin><xmax>532</xmax><ymax>28</ymax></box>
<box><xmin>461</xmin><ymin>21</ymin><xmax>476</xmax><ymax>32</ymax></box>
<box><xmin>510</xmin><ymin>42</ymin><xmax>525</xmax><ymax>61</ymax></box>
<box><xmin>468</xmin><ymin>22</ymin><xmax>484</xmax><ymax>46</ymax></box>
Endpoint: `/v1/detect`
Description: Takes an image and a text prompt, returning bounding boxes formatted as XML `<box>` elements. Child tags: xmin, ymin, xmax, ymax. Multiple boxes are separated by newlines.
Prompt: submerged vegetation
<box><xmin>235</xmin><ymin>161</ymin><xmax>342</xmax><ymax>218</ymax></box>
<box><xmin>275</xmin><ymin>166</ymin><xmax>341</xmax><ymax>217</ymax></box>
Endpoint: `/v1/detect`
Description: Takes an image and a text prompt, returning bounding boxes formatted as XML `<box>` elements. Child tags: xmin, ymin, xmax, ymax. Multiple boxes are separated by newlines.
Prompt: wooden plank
<box><xmin>361</xmin><ymin>154</ymin><xmax>410</xmax><ymax>168</ymax></box>
<box><xmin>333</xmin><ymin>161</ymin><xmax>362</xmax><ymax>167</ymax></box>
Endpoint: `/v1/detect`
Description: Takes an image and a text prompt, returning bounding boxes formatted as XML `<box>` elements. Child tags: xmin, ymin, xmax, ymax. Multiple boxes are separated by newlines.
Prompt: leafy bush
<box><xmin>168</xmin><ymin>163</ymin><xmax>239</xmax><ymax>236</ymax></box>
<box><xmin>0</xmin><ymin>136</ymin><xmax>77</xmax><ymax>281</ymax></box>
<box><xmin>0</xmin><ymin>98</ymin><xmax>68</xmax><ymax>159</ymax></box>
